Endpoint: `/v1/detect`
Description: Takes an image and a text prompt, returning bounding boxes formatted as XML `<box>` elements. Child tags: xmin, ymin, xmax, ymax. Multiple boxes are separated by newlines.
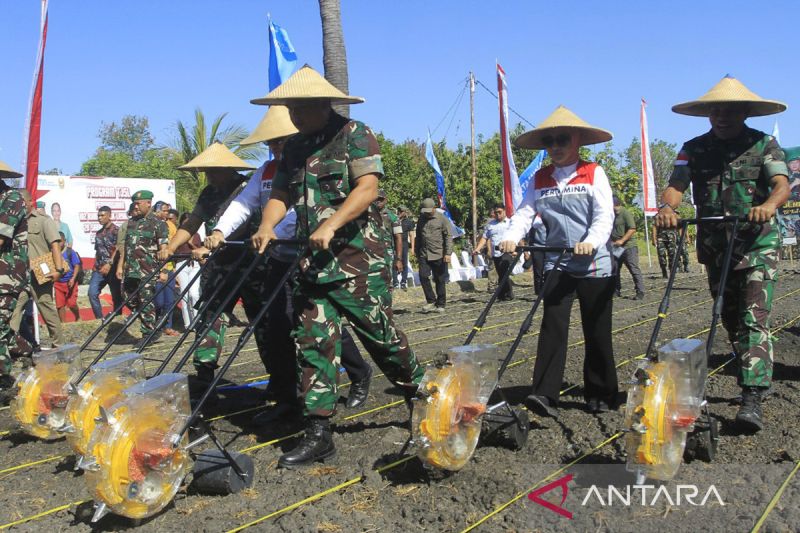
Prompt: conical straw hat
<box><xmin>178</xmin><ymin>142</ymin><xmax>256</xmax><ymax>171</ymax></box>
<box><xmin>514</xmin><ymin>105</ymin><xmax>612</xmax><ymax>150</ymax></box>
<box><xmin>240</xmin><ymin>105</ymin><xmax>299</xmax><ymax>146</ymax></box>
<box><xmin>0</xmin><ymin>160</ymin><xmax>22</xmax><ymax>179</ymax></box>
<box><xmin>250</xmin><ymin>65</ymin><xmax>364</xmax><ymax>106</ymax></box>
<box><xmin>672</xmin><ymin>75</ymin><xmax>787</xmax><ymax>117</ymax></box>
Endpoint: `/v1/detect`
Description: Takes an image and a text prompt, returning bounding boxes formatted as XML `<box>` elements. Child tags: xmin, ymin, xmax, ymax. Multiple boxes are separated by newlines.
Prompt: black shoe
<box><xmin>0</xmin><ymin>375</ymin><xmax>16</xmax><ymax>406</ymax></box>
<box><xmin>135</xmin><ymin>331</ymin><xmax>161</xmax><ymax>352</ymax></box>
<box><xmin>736</xmin><ymin>387</ymin><xmax>764</xmax><ymax>432</ymax></box>
<box><xmin>345</xmin><ymin>367</ymin><xmax>372</xmax><ymax>409</ymax></box>
<box><xmin>525</xmin><ymin>394</ymin><xmax>558</xmax><ymax>419</ymax></box>
<box><xmin>400</xmin><ymin>284</ymin><xmax>407</xmax><ymax>290</ymax></box>
<box><xmin>253</xmin><ymin>402</ymin><xmax>302</xmax><ymax>425</ymax></box>
<box><xmin>278</xmin><ymin>418</ymin><xmax>336</xmax><ymax>468</ymax></box>
<box><xmin>635</xmin><ymin>291</ymin><xmax>645</xmax><ymax>300</ymax></box>
<box><xmin>586</xmin><ymin>398</ymin><xmax>610</xmax><ymax>414</ymax></box>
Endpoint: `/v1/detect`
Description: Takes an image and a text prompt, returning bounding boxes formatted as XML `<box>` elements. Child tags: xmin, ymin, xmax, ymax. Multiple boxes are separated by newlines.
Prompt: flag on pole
<box><xmin>20</xmin><ymin>0</ymin><xmax>49</xmax><ymax>200</ymax></box>
<box><xmin>640</xmin><ymin>98</ymin><xmax>658</xmax><ymax>217</ymax></box>
<box><xmin>268</xmin><ymin>18</ymin><xmax>297</xmax><ymax>91</ymax></box>
<box><xmin>518</xmin><ymin>150</ymin><xmax>546</xmax><ymax>197</ymax></box>
<box><xmin>497</xmin><ymin>63</ymin><xmax>522</xmax><ymax>215</ymax></box>
<box><xmin>772</xmin><ymin>120</ymin><xmax>780</xmax><ymax>143</ymax></box>
<box><xmin>425</xmin><ymin>132</ymin><xmax>464</xmax><ymax>236</ymax></box>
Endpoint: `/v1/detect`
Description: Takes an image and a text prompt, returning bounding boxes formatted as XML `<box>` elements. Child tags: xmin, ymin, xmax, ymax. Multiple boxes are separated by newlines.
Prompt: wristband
<box><xmin>658</xmin><ymin>203</ymin><xmax>677</xmax><ymax>214</ymax></box>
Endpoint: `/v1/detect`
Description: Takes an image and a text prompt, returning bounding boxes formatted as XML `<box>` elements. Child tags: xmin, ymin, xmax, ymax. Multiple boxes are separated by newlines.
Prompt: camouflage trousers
<box><xmin>0</xmin><ymin>289</ymin><xmax>33</xmax><ymax>375</ymax></box>
<box><xmin>657</xmin><ymin>230</ymin><xmax>678</xmax><ymax>272</ymax></box>
<box><xmin>123</xmin><ymin>277</ymin><xmax>158</xmax><ymax>336</ymax></box>
<box><xmin>293</xmin><ymin>268</ymin><xmax>424</xmax><ymax>417</ymax></box>
<box><xmin>706</xmin><ymin>262</ymin><xmax>776</xmax><ymax>388</ymax></box>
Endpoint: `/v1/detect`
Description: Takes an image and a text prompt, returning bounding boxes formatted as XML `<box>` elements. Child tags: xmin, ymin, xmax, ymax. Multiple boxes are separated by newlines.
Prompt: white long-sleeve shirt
<box><xmin>505</xmin><ymin>161</ymin><xmax>614</xmax><ymax>250</ymax></box>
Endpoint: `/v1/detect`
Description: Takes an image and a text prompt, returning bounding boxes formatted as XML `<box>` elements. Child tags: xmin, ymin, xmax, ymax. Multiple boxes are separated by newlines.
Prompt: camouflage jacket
<box><xmin>668</xmin><ymin>127</ymin><xmax>788</xmax><ymax>270</ymax></box>
<box><xmin>380</xmin><ymin>206</ymin><xmax>401</xmax><ymax>255</ymax></box>
<box><xmin>123</xmin><ymin>210</ymin><xmax>168</xmax><ymax>279</ymax></box>
<box><xmin>0</xmin><ymin>183</ymin><xmax>29</xmax><ymax>290</ymax></box>
<box><xmin>272</xmin><ymin>112</ymin><xmax>390</xmax><ymax>283</ymax></box>
<box><xmin>190</xmin><ymin>177</ymin><xmax>248</xmax><ymax>236</ymax></box>
<box><xmin>94</xmin><ymin>222</ymin><xmax>118</xmax><ymax>271</ymax></box>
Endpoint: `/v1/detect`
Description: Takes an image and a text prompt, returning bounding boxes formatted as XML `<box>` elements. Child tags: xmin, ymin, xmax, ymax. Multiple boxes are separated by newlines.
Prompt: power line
<box><xmin>430</xmin><ymin>77</ymin><xmax>469</xmax><ymax>138</ymax></box>
<box><xmin>474</xmin><ymin>79</ymin><xmax>536</xmax><ymax>128</ymax></box>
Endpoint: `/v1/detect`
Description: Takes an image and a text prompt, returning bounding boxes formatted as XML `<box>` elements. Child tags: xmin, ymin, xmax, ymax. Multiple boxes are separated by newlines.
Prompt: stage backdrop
<box><xmin>779</xmin><ymin>147</ymin><xmax>800</xmax><ymax>246</ymax></box>
<box><xmin>35</xmin><ymin>175</ymin><xmax>176</xmax><ymax>269</ymax></box>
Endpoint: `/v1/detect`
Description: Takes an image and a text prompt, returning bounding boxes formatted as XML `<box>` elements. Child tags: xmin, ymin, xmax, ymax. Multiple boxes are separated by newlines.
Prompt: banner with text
<box><xmin>779</xmin><ymin>146</ymin><xmax>800</xmax><ymax>245</ymax></box>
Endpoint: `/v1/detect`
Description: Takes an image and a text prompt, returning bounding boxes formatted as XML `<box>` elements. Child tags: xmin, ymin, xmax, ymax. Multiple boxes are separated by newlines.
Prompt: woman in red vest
<box><xmin>500</xmin><ymin>105</ymin><xmax>617</xmax><ymax>417</ymax></box>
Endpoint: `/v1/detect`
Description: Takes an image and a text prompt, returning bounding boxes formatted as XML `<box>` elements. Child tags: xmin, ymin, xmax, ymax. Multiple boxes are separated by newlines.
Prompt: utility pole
<box><xmin>469</xmin><ymin>72</ymin><xmax>478</xmax><ymax>249</ymax></box>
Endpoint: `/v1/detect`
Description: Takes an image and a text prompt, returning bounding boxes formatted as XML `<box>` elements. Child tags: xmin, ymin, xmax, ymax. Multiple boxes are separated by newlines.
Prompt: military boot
<box><xmin>345</xmin><ymin>367</ymin><xmax>372</xmax><ymax>409</ymax></box>
<box><xmin>735</xmin><ymin>387</ymin><xmax>764</xmax><ymax>432</ymax></box>
<box><xmin>661</xmin><ymin>265</ymin><xmax>668</xmax><ymax>279</ymax></box>
<box><xmin>278</xmin><ymin>417</ymin><xmax>336</xmax><ymax>468</ymax></box>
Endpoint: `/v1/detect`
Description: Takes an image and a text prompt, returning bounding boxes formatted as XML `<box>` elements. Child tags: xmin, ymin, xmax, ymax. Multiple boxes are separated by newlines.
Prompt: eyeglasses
<box><xmin>540</xmin><ymin>134</ymin><xmax>572</xmax><ymax>149</ymax></box>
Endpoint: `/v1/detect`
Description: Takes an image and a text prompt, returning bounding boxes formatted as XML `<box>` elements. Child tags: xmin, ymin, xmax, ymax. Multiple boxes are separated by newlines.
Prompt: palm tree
<box><xmin>318</xmin><ymin>0</ymin><xmax>349</xmax><ymax>118</ymax></box>
<box><xmin>173</xmin><ymin>107</ymin><xmax>265</xmax><ymax>190</ymax></box>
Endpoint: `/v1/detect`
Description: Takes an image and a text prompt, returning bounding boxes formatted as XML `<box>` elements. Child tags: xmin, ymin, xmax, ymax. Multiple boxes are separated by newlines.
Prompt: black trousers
<box><xmin>419</xmin><ymin>256</ymin><xmax>448</xmax><ymax>307</ymax></box>
<box><xmin>400</xmin><ymin>246</ymin><xmax>410</xmax><ymax>286</ymax></box>
<box><xmin>492</xmin><ymin>254</ymin><xmax>515</xmax><ymax>299</ymax></box>
<box><xmin>532</xmin><ymin>271</ymin><xmax>617</xmax><ymax>405</ymax></box>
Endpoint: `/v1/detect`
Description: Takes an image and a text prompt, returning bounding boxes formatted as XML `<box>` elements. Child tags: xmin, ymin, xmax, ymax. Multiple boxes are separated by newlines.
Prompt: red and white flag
<box><xmin>640</xmin><ymin>98</ymin><xmax>657</xmax><ymax>216</ymax></box>
<box><xmin>497</xmin><ymin>63</ymin><xmax>521</xmax><ymax>215</ymax></box>
<box><xmin>20</xmin><ymin>0</ymin><xmax>49</xmax><ymax>200</ymax></box>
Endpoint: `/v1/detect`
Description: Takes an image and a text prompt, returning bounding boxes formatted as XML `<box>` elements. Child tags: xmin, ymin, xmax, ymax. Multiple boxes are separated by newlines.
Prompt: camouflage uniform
<box><xmin>656</xmin><ymin>227</ymin><xmax>679</xmax><ymax>276</ymax></box>
<box><xmin>380</xmin><ymin>206</ymin><xmax>402</xmax><ymax>286</ymax></box>
<box><xmin>122</xmin><ymin>210</ymin><xmax>169</xmax><ymax>336</ymax></box>
<box><xmin>668</xmin><ymin>127</ymin><xmax>788</xmax><ymax>388</ymax></box>
<box><xmin>273</xmin><ymin>112</ymin><xmax>424</xmax><ymax>417</ymax></box>
<box><xmin>184</xmin><ymin>178</ymin><xmax>250</xmax><ymax>369</ymax></box>
<box><xmin>0</xmin><ymin>183</ymin><xmax>32</xmax><ymax>374</ymax></box>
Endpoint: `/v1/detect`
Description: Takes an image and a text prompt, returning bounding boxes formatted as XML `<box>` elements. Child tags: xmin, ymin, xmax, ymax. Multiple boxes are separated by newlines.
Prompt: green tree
<box><xmin>98</xmin><ymin>115</ymin><xmax>154</xmax><ymax>160</ymax></box>
<box><xmin>173</xmin><ymin>108</ymin><xmax>264</xmax><ymax>191</ymax></box>
<box><xmin>622</xmin><ymin>138</ymin><xmax>678</xmax><ymax>196</ymax></box>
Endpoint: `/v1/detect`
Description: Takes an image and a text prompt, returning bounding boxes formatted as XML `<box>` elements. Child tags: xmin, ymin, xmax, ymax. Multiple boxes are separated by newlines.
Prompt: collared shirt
<box><xmin>610</xmin><ymin>207</ymin><xmax>636</xmax><ymax>247</ymax></box>
<box><xmin>482</xmin><ymin>217</ymin><xmax>514</xmax><ymax>258</ymax></box>
<box><xmin>94</xmin><ymin>222</ymin><xmax>118</xmax><ymax>271</ymax></box>
<box><xmin>415</xmin><ymin>212</ymin><xmax>453</xmax><ymax>261</ymax></box>
<box><xmin>26</xmin><ymin>211</ymin><xmax>61</xmax><ymax>259</ymax></box>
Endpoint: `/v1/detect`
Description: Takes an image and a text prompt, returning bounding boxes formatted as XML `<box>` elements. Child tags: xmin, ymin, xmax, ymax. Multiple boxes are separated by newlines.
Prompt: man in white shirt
<box><xmin>474</xmin><ymin>203</ymin><xmax>516</xmax><ymax>300</ymax></box>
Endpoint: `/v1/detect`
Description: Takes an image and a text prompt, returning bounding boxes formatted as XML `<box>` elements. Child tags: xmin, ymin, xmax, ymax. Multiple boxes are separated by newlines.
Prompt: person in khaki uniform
<box><xmin>415</xmin><ymin>198</ymin><xmax>453</xmax><ymax>312</ymax></box>
<box><xmin>11</xmin><ymin>190</ymin><xmax>65</xmax><ymax>347</ymax></box>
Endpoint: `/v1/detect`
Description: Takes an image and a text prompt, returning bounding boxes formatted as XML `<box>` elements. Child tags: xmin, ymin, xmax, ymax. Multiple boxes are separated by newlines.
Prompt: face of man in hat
<box><xmin>135</xmin><ymin>198</ymin><xmax>152</xmax><ymax>216</ymax></box>
<box><xmin>288</xmin><ymin>100</ymin><xmax>332</xmax><ymax>135</ymax></box>
<box><xmin>543</xmin><ymin>127</ymin><xmax>581</xmax><ymax>167</ymax></box>
<box><xmin>708</xmin><ymin>103</ymin><xmax>748</xmax><ymax>140</ymax></box>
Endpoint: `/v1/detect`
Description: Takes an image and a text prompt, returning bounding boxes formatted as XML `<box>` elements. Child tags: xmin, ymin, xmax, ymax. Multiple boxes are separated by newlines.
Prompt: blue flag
<box><xmin>268</xmin><ymin>20</ymin><xmax>297</xmax><ymax>90</ymax></box>
<box><xmin>425</xmin><ymin>132</ymin><xmax>465</xmax><ymax>237</ymax></box>
<box><xmin>518</xmin><ymin>150</ymin><xmax>546</xmax><ymax>197</ymax></box>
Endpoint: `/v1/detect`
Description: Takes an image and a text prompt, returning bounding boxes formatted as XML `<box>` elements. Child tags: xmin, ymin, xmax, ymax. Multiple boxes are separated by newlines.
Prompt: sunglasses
<box><xmin>540</xmin><ymin>133</ymin><xmax>572</xmax><ymax>148</ymax></box>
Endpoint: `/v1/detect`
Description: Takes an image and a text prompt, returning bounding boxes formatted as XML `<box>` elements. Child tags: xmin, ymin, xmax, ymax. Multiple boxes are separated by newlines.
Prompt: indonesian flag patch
<box><xmin>674</xmin><ymin>150</ymin><xmax>689</xmax><ymax>166</ymax></box>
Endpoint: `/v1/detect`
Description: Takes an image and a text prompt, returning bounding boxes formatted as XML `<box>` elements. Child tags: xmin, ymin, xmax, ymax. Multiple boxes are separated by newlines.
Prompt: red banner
<box><xmin>22</xmin><ymin>0</ymin><xmax>49</xmax><ymax>201</ymax></box>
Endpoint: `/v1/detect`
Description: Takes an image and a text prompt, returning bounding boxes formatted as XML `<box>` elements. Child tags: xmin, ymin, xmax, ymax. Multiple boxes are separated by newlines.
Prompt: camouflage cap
<box><xmin>420</xmin><ymin>198</ymin><xmax>436</xmax><ymax>213</ymax></box>
<box><xmin>131</xmin><ymin>190</ymin><xmax>154</xmax><ymax>201</ymax></box>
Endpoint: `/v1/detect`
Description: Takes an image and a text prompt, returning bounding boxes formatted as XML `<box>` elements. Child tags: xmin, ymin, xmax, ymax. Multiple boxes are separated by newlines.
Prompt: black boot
<box><xmin>736</xmin><ymin>387</ymin><xmax>764</xmax><ymax>432</ymax></box>
<box><xmin>661</xmin><ymin>266</ymin><xmax>668</xmax><ymax>279</ymax></box>
<box><xmin>345</xmin><ymin>367</ymin><xmax>372</xmax><ymax>409</ymax></box>
<box><xmin>0</xmin><ymin>374</ymin><xmax>16</xmax><ymax>406</ymax></box>
<box><xmin>278</xmin><ymin>417</ymin><xmax>336</xmax><ymax>468</ymax></box>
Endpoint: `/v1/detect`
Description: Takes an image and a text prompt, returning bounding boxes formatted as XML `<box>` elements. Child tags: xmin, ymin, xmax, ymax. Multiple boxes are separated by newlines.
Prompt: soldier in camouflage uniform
<box><xmin>655</xmin><ymin>226</ymin><xmax>679</xmax><ymax>278</ymax></box>
<box><xmin>116</xmin><ymin>190</ymin><xmax>169</xmax><ymax>347</ymax></box>
<box><xmin>376</xmin><ymin>189</ymin><xmax>404</xmax><ymax>288</ymax></box>
<box><xmin>250</xmin><ymin>66</ymin><xmax>424</xmax><ymax>467</ymax></box>
<box><xmin>0</xmin><ymin>163</ymin><xmax>33</xmax><ymax>403</ymax></box>
<box><xmin>657</xmin><ymin>76</ymin><xmax>791</xmax><ymax>431</ymax></box>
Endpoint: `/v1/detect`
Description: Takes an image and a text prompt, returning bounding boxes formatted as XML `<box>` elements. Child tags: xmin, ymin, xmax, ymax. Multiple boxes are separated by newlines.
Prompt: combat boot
<box><xmin>735</xmin><ymin>387</ymin><xmax>764</xmax><ymax>432</ymax></box>
<box><xmin>661</xmin><ymin>266</ymin><xmax>668</xmax><ymax>279</ymax></box>
<box><xmin>278</xmin><ymin>417</ymin><xmax>336</xmax><ymax>468</ymax></box>
<box><xmin>345</xmin><ymin>366</ymin><xmax>372</xmax><ymax>409</ymax></box>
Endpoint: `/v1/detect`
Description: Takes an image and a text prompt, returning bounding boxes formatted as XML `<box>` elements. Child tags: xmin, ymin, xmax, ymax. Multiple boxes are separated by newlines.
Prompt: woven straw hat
<box><xmin>0</xmin><ymin>160</ymin><xmax>22</xmax><ymax>179</ymax></box>
<box><xmin>514</xmin><ymin>105</ymin><xmax>612</xmax><ymax>149</ymax></box>
<box><xmin>240</xmin><ymin>105</ymin><xmax>299</xmax><ymax>146</ymax></box>
<box><xmin>672</xmin><ymin>75</ymin><xmax>787</xmax><ymax>117</ymax></box>
<box><xmin>250</xmin><ymin>65</ymin><xmax>364</xmax><ymax>106</ymax></box>
<box><xmin>179</xmin><ymin>143</ymin><xmax>256</xmax><ymax>171</ymax></box>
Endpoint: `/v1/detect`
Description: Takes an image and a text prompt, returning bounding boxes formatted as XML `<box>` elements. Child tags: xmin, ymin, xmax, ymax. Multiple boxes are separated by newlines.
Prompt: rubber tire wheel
<box><xmin>695</xmin><ymin>417</ymin><xmax>719</xmax><ymax>463</ymax></box>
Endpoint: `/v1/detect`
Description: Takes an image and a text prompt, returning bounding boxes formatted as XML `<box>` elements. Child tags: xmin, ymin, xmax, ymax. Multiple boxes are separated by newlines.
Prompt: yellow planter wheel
<box><xmin>12</xmin><ymin>349</ymin><xmax>79</xmax><ymax>440</ymax></box>
<box><xmin>624</xmin><ymin>361</ymin><xmax>687</xmax><ymax>481</ymax></box>
<box><xmin>83</xmin><ymin>374</ymin><xmax>192</xmax><ymax>521</ymax></box>
<box><xmin>412</xmin><ymin>362</ymin><xmax>485</xmax><ymax>471</ymax></box>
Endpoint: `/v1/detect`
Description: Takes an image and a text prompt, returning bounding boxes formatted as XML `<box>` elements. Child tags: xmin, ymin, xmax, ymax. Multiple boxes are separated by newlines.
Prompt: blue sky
<box><xmin>2</xmin><ymin>0</ymin><xmax>798</xmax><ymax>174</ymax></box>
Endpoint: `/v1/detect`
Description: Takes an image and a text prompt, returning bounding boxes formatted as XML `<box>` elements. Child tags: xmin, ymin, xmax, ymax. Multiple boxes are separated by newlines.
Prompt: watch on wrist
<box><xmin>658</xmin><ymin>202</ymin><xmax>677</xmax><ymax>213</ymax></box>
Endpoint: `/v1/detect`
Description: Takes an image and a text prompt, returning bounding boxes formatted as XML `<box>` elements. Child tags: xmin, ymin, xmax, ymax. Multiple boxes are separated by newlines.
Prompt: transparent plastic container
<box><xmin>83</xmin><ymin>373</ymin><xmax>192</xmax><ymax>521</ymax></box>
<box><xmin>412</xmin><ymin>344</ymin><xmax>502</xmax><ymax>471</ymax></box>
<box><xmin>12</xmin><ymin>344</ymin><xmax>81</xmax><ymax>439</ymax></box>
<box><xmin>65</xmin><ymin>352</ymin><xmax>146</xmax><ymax>461</ymax></box>
<box><xmin>658</xmin><ymin>338</ymin><xmax>706</xmax><ymax>429</ymax></box>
